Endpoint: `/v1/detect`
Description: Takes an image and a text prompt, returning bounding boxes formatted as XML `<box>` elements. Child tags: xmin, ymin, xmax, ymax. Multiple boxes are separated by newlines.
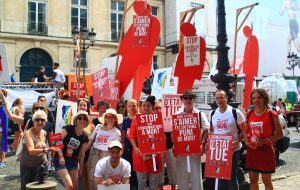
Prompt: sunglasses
<box><xmin>34</xmin><ymin>107</ymin><xmax>45</xmax><ymax>110</ymax></box>
<box><xmin>77</xmin><ymin>116</ymin><xmax>87</xmax><ymax>121</ymax></box>
<box><xmin>106</xmin><ymin>116</ymin><xmax>116</xmax><ymax>119</ymax></box>
<box><xmin>182</xmin><ymin>96</ymin><xmax>194</xmax><ymax>100</ymax></box>
<box><xmin>117</xmin><ymin>105</ymin><xmax>126</xmax><ymax>108</ymax></box>
<box><xmin>34</xmin><ymin>118</ymin><xmax>46</xmax><ymax>123</ymax></box>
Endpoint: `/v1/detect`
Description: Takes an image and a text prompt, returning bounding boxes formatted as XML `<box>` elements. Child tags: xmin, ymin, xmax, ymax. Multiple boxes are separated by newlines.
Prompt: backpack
<box><xmin>210</xmin><ymin>108</ymin><xmax>240</xmax><ymax>133</ymax></box>
<box><xmin>246</xmin><ymin>109</ymin><xmax>275</xmax><ymax>136</ymax></box>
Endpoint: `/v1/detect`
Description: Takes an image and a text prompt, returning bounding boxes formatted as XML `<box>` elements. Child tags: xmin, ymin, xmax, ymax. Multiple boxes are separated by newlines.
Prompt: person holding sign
<box><xmin>86</xmin><ymin>108</ymin><xmax>122</xmax><ymax>190</ymax></box>
<box><xmin>175</xmin><ymin>90</ymin><xmax>209</xmax><ymax>190</ymax></box>
<box><xmin>121</xmin><ymin>99</ymin><xmax>139</xmax><ymax>190</ymax></box>
<box><xmin>128</xmin><ymin>96</ymin><xmax>164</xmax><ymax>190</ymax></box>
<box><xmin>53</xmin><ymin>111</ymin><xmax>90</xmax><ymax>190</ymax></box>
<box><xmin>244</xmin><ymin>89</ymin><xmax>283</xmax><ymax>190</ymax></box>
<box><xmin>209</xmin><ymin>89</ymin><xmax>246</xmax><ymax>190</ymax></box>
<box><xmin>94</xmin><ymin>140</ymin><xmax>131</xmax><ymax>189</ymax></box>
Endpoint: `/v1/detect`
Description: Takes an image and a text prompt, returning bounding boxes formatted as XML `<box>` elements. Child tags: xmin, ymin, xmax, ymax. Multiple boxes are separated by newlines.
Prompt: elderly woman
<box><xmin>244</xmin><ymin>89</ymin><xmax>283</xmax><ymax>190</ymax></box>
<box><xmin>86</xmin><ymin>108</ymin><xmax>122</xmax><ymax>190</ymax></box>
<box><xmin>54</xmin><ymin>111</ymin><xmax>90</xmax><ymax>190</ymax></box>
<box><xmin>20</xmin><ymin>110</ymin><xmax>57</xmax><ymax>190</ymax></box>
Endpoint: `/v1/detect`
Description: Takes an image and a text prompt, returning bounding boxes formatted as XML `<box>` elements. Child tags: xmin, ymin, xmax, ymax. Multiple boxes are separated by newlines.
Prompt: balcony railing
<box><xmin>27</xmin><ymin>22</ymin><xmax>48</xmax><ymax>35</ymax></box>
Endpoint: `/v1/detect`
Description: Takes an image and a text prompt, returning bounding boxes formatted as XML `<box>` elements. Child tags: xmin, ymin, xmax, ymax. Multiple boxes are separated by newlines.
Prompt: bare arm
<box><xmin>279</xmin><ymin>1</ymin><xmax>287</xmax><ymax>16</ymax></box>
<box><xmin>271</xmin><ymin>116</ymin><xmax>283</xmax><ymax>142</ymax></box>
<box><xmin>94</xmin><ymin>177</ymin><xmax>105</xmax><ymax>189</ymax></box>
<box><xmin>130</xmin><ymin>138</ymin><xmax>142</xmax><ymax>156</ymax></box>
<box><xmin>121</xmin><ymin>177</ymin><xmax>130</xmax><ymax>184</ymax></box>
<box><xmin>0</xmin><ymin>92</ymin><xmax>24</xmax><ymax>125</ymax></box>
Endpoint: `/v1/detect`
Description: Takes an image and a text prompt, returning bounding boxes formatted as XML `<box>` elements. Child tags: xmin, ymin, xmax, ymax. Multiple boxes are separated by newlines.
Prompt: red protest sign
<box><xmin>92</xmin><ymin>68</ymin><xmax>109</xmax><ymax>103</ymax></box>
<box><xmin>162</xmin><ymin>94</ymin><xmax>182</xmax><ymax>132</ymax></box>
<box><xmin>136</xmin><ymin>113</ymin><xmax>166</xmax><ymax>155</ymax></box>
<box><xmin>132</xmin><ymin>15</ymin><xmax>152</xmax><ymax>47</ymax></box>
<box><xmin>103</xmin><ymin>80</ymin><xmax>120</xmax><ymax>109</ymax></box>
<box><xmin>205</xmin><ymin>134</ymin><xmax>234</xmax><ymax>180</ymax></box>
<box><xmin>70</xmin><ymin>82</ymin><xmax>86</xmax><ymax>102</ymax></box>
<box><xmin>172</xmin><ymin>113</ymin><xmax>201</xmax><ymax>156</ymax></box>
<box><xmin>49</xmin><ymin>133</ymin><xmax>64</xmax><ymax>149</ymax></box>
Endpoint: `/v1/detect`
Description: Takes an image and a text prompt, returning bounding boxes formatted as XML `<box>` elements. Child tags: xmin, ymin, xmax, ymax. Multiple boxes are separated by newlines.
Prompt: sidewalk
<box><xmin>258</xmin><ymin>172</ymin><xmax>300</xmax><ymax>190</ymax></box>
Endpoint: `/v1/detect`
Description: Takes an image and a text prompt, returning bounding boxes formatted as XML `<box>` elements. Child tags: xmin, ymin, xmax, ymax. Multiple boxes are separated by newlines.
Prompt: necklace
<box><xmin>255</xmin><ymin>107</ymin><xmax>267</xmax><ymax>116</ymax></box>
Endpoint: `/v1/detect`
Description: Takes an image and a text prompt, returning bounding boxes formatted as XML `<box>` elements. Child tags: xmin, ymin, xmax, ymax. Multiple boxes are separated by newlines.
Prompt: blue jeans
<box><xmin>218</xmin><ymin>149</ymin><xmax>241</xmax><ymax>190</ymax></box>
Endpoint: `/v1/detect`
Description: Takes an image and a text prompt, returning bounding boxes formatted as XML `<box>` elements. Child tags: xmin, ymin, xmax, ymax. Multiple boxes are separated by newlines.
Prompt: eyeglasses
<box><xmin>34</xmin><ymin>118</ymin><xmax>46</xmax><ymax>123</ymax></box>
<box><xmin>182</xmin><ymin>97</ymin><xmax>194</xmax><ymax>100</ymax></box>
<box><xmin>154</xmin><ymin>107</ymin><xmax>161</xmax><ymax>110</ymax></box>
<box><xmin>106</xmin><ymin>116</ymin><xmax>116</xmax><ymax>120</ymax></box>
<box><xmin>77</xmin><ymin>116</ymin><xmax>87</xmax><ymax>121</ymax></box>
<box><xmin>117</xmin><ymin>105</ymin><xmax>126</xmax><ymax>108</ymax></box>
<box><xmin>34</xmin><ymin>107</ymin><xmax>45</xmax><ymax>110</ymax></box>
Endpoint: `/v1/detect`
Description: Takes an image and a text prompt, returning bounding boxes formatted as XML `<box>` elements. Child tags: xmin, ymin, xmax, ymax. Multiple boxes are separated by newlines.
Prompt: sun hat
<box><xmin>180</xmin><ymin>89</ymin><xmax>196</xmax><ymax>99</ymax></box>
<box><xmin>99</xmin><ymin>108</ymin><xmax>123</xmax><ymax>125</ymax></box>
<box><xmin>108</xmin><ymin>140</ymin><xmax>123</xmax><ymax>149</ymax></box>
<box><xmin>72</xmin><ymin>111</ymin><xmax>91</xmax><ymax>127</ymax></box>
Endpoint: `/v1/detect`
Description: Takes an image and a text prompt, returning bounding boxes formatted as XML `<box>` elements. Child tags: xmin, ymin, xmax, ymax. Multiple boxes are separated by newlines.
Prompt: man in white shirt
<box><xmin>209</xmin><ymin>89</ymin><xmax>246</xmax><ymax>190</ymax></box>
<box><xmin>52</xmin><ymin>62</ymin><xmax>65</xmax><ymax>83</ymax></box>
<box><xmin>94</xmin><ymin>140</ymin><xmax>131</xmax><ymax>189</ymax></box>
<box><xmin>175</xmin><ymin>89</ymin><xmax>209</xmax><ymax>190</ymax></box>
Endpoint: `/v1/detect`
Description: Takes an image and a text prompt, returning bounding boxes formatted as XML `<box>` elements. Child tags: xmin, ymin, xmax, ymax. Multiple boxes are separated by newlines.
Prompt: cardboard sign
<box><xmin>97</xmin><ymin>184</ymin><xmax>130</xmax><ymax>190</ymax></box>
<box><xmin>205</xmin><ymin>134</ymin><xmax>234</xmax><ymax>180</ymax></box>
<box><xmin>162</xmin><ymin>94</ymin><xmax>182</xmax><ymax>132</ymax></box>
<box><xmin>103</xmin><ymin>80</ymin><xmax>120</xmax><ymax>109</ymax></box>
<box><xmin>183</xmin><ymin>36</ymin><xmax>200</xmax><ymax>67</ymax></box>
<box><xmin>136</xmin><ymin>113</ymin><xmax>166</xmax><ymax>155</ymax></box>
<box><xmin>70</xmin><ymin>82</ymin><xmax>86</xmax><ymax>102</ymax></box>
<box><xmin>92</xmin><ymin>68</ymin><xmax>109</xmax><ymax>103</ymax></box>
<box><xmin>132</xmin><ymin>15</ymin><xmax>152</xmax><ymax>47</ymax></box>
<box><xmin>49</xmin><ymin>133</ymin><xmax>64</xmax><ymax>149</ymax></box>
<box><xmin>172</xmin><ymin>113</ymin><xmax>201</xmax><ymax>156</ymax></box>
<box><xmin>55</xmin><ymin>99</ymin><xmax>77</xmax><ymax>133</ymax></box>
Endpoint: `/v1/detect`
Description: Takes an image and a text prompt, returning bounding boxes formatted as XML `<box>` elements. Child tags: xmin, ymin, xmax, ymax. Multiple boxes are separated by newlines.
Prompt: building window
<box><xmin>153</xmin><ymin>56</ymin><xmax>159</xmax><ymax>70</ymax></box>
<box><xmin>111</xmin><ymin>0</ymin><xmax>124</xmax><ymax>41</ymax></box>
<box><xmin>28</xmin><ymin>1</ymin><xmax>47</xmax><ymax>34</ymax></box>
<box><xmin>71</xmin><ymin>0</ymin><xmax>88</xmax><ymax>29</ymax></box>
<box><xmin>152</xmin><ymin>6</ymin><xmax>158</xmax><ymax>17</ymax></box>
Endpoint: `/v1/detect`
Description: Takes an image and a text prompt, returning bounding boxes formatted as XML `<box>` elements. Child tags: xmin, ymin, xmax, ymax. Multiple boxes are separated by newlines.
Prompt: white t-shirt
<box><xmin>209</xmin><ymin>105</ymin><xmax>245</xmax><ymax>151</ymax></box>
<box><xmin>94</xmin><ymin>156</ymin><xmax>131</xmax><ymax>183</ymax></box>
<box><xmin>176</xmin><ymin>108</ymin><xmax>209</xmax><ymax>129</ymax></box>
<box><xmin>91</xmin><ymin>125</ymin><xmax>121</xmax><ymax>151</ymax></box>
<box><xmin>53</xmin><ymin>68</ymin><xmax>66</xmax><ymax>83</ymax></box>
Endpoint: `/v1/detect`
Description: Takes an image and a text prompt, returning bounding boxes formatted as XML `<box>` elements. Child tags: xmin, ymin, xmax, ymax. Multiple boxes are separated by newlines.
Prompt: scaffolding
<box><xmin>1</xmin><ymin>82</ymin><xmax>63</xmax><ymax>91</ymax></box>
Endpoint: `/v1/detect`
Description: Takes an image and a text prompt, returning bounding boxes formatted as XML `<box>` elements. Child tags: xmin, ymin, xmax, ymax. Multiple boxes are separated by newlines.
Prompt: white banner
<box><xmin>55</xmin><ymin>99</ymin><xmax>77</xmax><ymax>133</ymax></box>
<box><xmin>97</xmin><ymin>184</ymin><xmax>130</xmax><ymax>190</ymax></box>
<box><xmin>285</xmin><ymin>80</ymin><xmax>298</xmax><ymax>92</ymax></box>
<box><xmin>5</xmin><ymin>89</ymin><xmax>55</xmax><ymax>111</ymax></box>
<box><xmin>183</xmin><ymin>36</ymin><xmax>200</xmax><ymax>67</ymax></box>
<box><xmin>151</xmin><ymin>67</ymin><xmax>176</xmax><ymax>99</ymax></box>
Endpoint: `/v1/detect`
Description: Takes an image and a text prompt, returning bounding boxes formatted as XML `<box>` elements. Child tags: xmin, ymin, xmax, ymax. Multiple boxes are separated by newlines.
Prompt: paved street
<box><xmin>1</xmin><ymin>126</ymin><xmax>300</xmax><ymax>190</ymax></box>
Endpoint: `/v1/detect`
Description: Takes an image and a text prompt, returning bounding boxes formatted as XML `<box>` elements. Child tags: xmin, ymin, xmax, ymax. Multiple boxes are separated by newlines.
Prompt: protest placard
<box><xmin>205</xmin><ymin>134</ymin><xmax>234</xmax><ymax>180</ymax></box>
<box><xmin>132</xmin><ymin>15</ymin><xmax>151</xmax><ymax>47</ymax></box>
<box><xmin>136</xmin><ymin>112</ymin><xmax>166</xmax><ymax>155</ymax></box>
<box><xmin>103</xmin><ymin>80</ymin><xmax>120</xmax><ymax>109</ymax></box>
<box><xmin>49</xmin><ymin>133</ymin><xmax>64</xmax><ymax>149</ymax></box>
<box><xmin>162</xmin><ymin>94</ymin><xmax>182</xmax><ymax>132</ymax></box>
<box><xmin>92</xmin><ymin>68</ymin><xmax>109</xmax><ymax>103</ymax></box>
<box><xmin>172</xmin><ymin>113</ymin><xmax>201</xmax><ymax>156</ymax></box>
<box><xmin>183</xmin><ymin>36</ymin><xmax>200</xmax><ymax>67</ymax></box>
<box><xmin>70</xmin><ymin>82</ymin><xmax>86</xmax><ymax>102</ymax></box>
<box><xmin>55</xmin><ymin>99</ymin><xmax>77</xmax><ymax>133</ymax></box>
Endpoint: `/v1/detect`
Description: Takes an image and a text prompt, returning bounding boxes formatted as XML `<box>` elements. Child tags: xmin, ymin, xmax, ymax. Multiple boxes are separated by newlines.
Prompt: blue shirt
<box><xmin>121</xmin><ymin>117</ymin><xmax>133</xmax><ymax>151</ymax></box>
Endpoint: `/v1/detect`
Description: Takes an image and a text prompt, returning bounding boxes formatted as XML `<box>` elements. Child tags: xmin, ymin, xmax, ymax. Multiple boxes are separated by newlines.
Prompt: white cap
<box><xmin>108</xmin><ymin>140</ymin><xmax>123</xmax><ymax>149</ymax></box>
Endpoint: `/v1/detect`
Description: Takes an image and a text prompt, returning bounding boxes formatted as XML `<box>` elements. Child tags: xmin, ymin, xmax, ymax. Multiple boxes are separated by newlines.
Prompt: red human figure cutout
<box><xmin>174</xmin><ymin>23</ymin><xmax>206</xmax><ymax>94</ymax></box>
<box><xmin>115</xmin><ymin>0</ymin><xmax>160</xmax><ymax>97</ymax></box>
<box><xmin>243</xmin><ymin>26</ymin><xmax>259</xmax><ymax>110</ymax></box>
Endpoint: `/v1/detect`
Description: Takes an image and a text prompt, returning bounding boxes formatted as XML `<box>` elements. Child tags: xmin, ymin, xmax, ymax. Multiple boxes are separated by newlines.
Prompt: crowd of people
<box><xmin>0</xmin><ymin>87</ymin><xmax>294</xmax><ymax>190</ymax></box>
<box><xmin>31</xmin><ymin>62</ymin><xmax>66</xmax><ymax>83</ymax></box>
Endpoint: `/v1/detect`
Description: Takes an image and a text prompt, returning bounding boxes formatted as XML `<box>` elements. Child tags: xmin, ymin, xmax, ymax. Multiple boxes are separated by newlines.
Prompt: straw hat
<box><xmin>99</xmin><ymin>108</ymin><xmax>123</xmax><ymax>125</ymax></box>
<box><xmin>180</xmin><ymin>89</ymin><xmax>196</xmax><ymax>99</ymax></box>
<box><xmin>72</xmin><ymin>111</ymin><xmax>91</xmax><ymax>127</ymax></box>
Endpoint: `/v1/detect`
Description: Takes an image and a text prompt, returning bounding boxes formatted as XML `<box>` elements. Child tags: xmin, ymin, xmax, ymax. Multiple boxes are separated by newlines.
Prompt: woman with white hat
<box><xmin>54</xmin><ymin>111</ymin><xmax>90</xmax><ymax>190</ymax></box>
<box><xmin>86</xmin><ymin>108</ymin><xmax>123</xmax><ymax>190</ymax></box>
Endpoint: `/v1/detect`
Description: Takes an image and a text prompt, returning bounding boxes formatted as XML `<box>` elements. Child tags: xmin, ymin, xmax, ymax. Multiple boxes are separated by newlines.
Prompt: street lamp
<box><xmin>71</xmin><ymin>26</ymin><xmax>96</xmax><ymax>97</ymax></box>
<box><xmin>287</xmin><ymin>52</ymin><xmax>299</xmax><ymax>77</ymax></box>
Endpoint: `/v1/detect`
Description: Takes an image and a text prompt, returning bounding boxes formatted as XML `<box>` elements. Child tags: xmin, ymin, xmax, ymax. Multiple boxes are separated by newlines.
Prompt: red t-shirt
<box><xmin>246</xmin><ymin>109</ymin><xmax>278</xmax><ymax>145</ymax></box>
<box><xmin>128</xmin><ymin>117</ymin><xmax>162</xmax><ymax>173</ymax></box>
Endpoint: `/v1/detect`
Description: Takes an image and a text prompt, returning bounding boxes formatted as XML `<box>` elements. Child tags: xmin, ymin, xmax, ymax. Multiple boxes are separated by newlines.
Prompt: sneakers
<box><xmin>0</xmin><ymin>161</ymin><xmax>7</xmax><ymax>168</ymax></box>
